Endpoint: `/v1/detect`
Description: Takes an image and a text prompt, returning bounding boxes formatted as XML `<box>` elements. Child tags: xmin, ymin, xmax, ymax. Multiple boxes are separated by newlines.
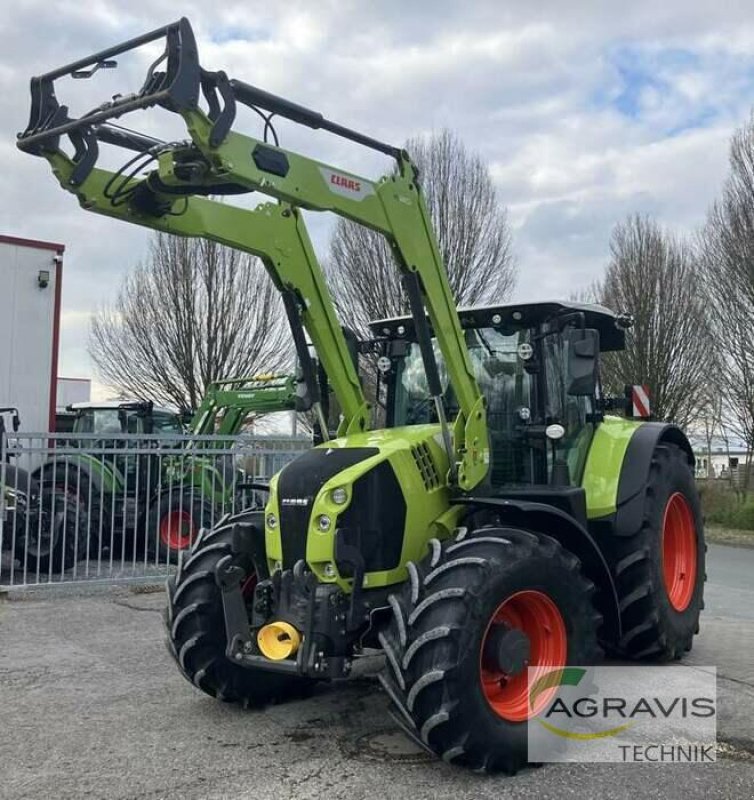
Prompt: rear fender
<box><xmin>614</xmin><ymin>422</ymin><xmax>694</xmax><ymax>537</ymax></box>
<box><xmin>31</xmin><ymin>454</ymin><xmax>119</xmax><ymax>496</ymax></box>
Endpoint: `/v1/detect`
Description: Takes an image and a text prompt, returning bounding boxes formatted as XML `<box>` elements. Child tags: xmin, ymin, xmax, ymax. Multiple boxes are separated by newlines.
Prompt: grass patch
<box><xmin>705</xmin><ymin>525</ymin><xmax>754</xmax><ymax>548</ymax></box>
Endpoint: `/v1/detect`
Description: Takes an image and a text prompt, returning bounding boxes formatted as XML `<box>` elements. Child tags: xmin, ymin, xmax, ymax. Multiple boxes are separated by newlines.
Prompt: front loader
<box><xmin>18</xmin><ymin>19</ymin><xmax>705</xmax><ymax>773</ymax></box>
<box><xmin>151</xmin><ymin>373</ymin><xmax>310</xmax><ymax>554</ymax></box>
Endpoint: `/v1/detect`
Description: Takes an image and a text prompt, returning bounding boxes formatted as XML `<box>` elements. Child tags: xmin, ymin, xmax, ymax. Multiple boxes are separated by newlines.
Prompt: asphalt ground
<box><xmin>0</xmin><ymin>543</ymin><xmax>752</xmax><ymax>800</ymax></box>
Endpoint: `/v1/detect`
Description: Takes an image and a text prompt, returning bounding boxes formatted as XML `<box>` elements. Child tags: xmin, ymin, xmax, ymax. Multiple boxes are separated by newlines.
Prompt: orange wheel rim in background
<box><xmin>480</xmin><ymin>590</ymin><xmax>567</xmax><ymax>722</ymax></box>
<box><xmin>159</xmin><ymin>510</ymin><xmax>196</xmax><ymax>551</ymax></box>
<box><xmin>662</xmin><ymin>492</ymin><xmax>697</xmax><ymax>611</ymax></box>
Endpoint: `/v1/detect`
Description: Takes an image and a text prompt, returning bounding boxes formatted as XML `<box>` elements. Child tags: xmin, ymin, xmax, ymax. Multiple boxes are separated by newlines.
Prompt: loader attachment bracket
<box><xmin>18</xmin><ymin>18</ymin><xmax>201</xmax><ymax>158</ymax></box>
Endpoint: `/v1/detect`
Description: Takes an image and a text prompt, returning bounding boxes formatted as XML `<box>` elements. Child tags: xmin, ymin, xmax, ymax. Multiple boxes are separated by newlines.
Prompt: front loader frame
<box><xmin>17</xmin><ymin>17</ymin><xmax>489</xmax><ymax>490</ymax></box>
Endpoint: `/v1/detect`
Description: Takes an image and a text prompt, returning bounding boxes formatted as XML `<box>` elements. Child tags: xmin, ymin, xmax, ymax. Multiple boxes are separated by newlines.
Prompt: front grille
<box><xmin>411</xmin><ymin>442</ymin><xmax>440</xmax><ymax>490</ymax></box>
<box><xmin>276</xmin><ymin>446</ymin><xmax>379</xmax><ymax>569</ymax></box>
<box><xmin>278</xmin><ymin>502</ymin><xmax>312</xmax><ymax>568</ymax></box>
<box><xmin>337</xmin><ymin>461</ymin><xmax>406</xmax><ymax>572</ymax></box>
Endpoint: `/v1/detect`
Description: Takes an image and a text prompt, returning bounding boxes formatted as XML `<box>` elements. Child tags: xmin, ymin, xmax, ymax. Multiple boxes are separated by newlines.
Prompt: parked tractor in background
<box><xmin>150</xmin><ymin>373</ymin><xmax>304</xmax><ymax>554</ymax></box>
<box><xmin>33</xmin><ymin>377</ymin><xmax>305</xmax><ymax>559</ymax></box>
<box><xmin>19</xmin><ymin>19</ymin><xmax>705</xmax><ymax>773</ymax></box>
<box><xmin>1</xmin><ymin>408</ymin><xmax>87</xmax><ymax>572</ymax></box>
<box><xmin>67</xmin><ymin>400</ymin><xmax>185</xmax><ymax>437</ymax></box>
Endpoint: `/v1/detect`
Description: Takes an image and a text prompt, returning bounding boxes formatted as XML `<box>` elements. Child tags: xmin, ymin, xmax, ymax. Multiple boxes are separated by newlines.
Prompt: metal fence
<box><xmin>0</xmin><ymin>432</ymin><xmax>311</xmax><ymax>590</ymax></box>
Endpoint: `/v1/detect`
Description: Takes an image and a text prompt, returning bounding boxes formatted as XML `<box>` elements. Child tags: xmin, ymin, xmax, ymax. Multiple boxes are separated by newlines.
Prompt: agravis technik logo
<box><xmin>527</xmin><ymin>666</ymin><xmax>717</xmax><ymax>763</ymax></box>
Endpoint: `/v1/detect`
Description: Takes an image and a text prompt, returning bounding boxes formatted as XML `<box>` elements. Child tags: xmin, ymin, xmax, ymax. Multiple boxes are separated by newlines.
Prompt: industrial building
<box><xmin>0</xmin><ymin>234</ymin><xmax>64</xmax><ymax>432</ymax></box>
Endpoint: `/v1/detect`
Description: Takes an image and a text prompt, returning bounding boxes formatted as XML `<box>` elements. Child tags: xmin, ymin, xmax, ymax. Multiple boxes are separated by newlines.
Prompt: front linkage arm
<box><xmin>17</xmin><ymin>17</ymin><xmax>489</xmax><ymax>490</ymax></box>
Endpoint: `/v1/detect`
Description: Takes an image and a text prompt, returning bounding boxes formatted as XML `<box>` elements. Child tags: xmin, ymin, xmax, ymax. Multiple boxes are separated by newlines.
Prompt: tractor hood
<box><xmin>264</xmin><ymin>425</ymin><xmax>459</xmax><ymax>590</ymax></box>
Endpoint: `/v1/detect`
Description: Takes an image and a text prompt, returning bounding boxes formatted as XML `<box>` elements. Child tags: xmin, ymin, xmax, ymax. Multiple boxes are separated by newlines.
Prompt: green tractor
<box><xmin>35</xmin><ymin>380</ymin><xmax>306</xmax><ymax>559</ymax></box>
<box><xmin>19</xmin><ymin>19</ymin><xmax>704</xmax><ymax>773</ymax></box>
<box><xmin>1</xmin><ymin>408</ymin><xmax>87</xmax><ymax>573</ymax></box>
<box><xmin>153</xmin><ymin>373</ymin><xmax>307</xmax><ymax>554</ymax></box>
<box><xmin>35</xmin><ymin>399</ymin><xmax>187</xmax><ymax>559</ymax></box>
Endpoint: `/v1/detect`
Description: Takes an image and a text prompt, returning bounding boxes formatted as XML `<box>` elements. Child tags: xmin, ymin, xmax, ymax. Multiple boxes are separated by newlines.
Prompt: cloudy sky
<box><xmin>2</xmin><ymin>1</ymin><xmax>754</xmax><ymax>396</ymax></box>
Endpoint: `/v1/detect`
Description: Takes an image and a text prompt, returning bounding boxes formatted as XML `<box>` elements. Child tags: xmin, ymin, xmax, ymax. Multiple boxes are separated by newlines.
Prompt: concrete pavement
<box><xmin>0</xmin><ymin>544</ymin><xmax>752</xmax><ymax>799</ymax></box>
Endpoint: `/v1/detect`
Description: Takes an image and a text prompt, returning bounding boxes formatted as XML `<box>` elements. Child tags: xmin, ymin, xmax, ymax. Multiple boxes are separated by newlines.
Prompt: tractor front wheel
<box><xmin>165</xmin><ymin>516</ymin><xmax>313</xmax><ymax>706</ymax></box>
<box><xmin>21</xmin><ymin>488</ymin><xmax>89</xmax><ymax>573</ymax></box>
<box><xmin>378</xmin><ymin>526</ymin><xmax>601</xmax><ymax>774</ymax></box>
<box><xmin>149</xmin><ymin>491</ymin><xmax>214</xmax><ymax>561</ymax></box>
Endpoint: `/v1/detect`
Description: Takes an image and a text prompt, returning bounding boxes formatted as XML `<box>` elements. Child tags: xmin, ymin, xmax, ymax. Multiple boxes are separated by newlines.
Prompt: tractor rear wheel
<box><xmin>165</xmin><ymin>516</ymin><xmax>313</xmax><ymax>707</ymax></box>
<box><xmin>607</xmin><ymin>443</ymin><xmax>705</xmax><ymax>661</ymax></box>
<box><xmin>378</xmin><ymin>526</ymin><xmax>601</xmax><ymax>774</ymax></box>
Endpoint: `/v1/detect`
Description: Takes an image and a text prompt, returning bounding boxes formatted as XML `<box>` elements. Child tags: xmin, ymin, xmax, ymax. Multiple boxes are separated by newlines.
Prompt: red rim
<box><xmin>480</xmin><ymin>590</ymin><xmax>567</xmax><ymax>722</ymax></box>
<box><xmin>159</xmin><ymin>510</ymin><xmax>196</xmax><ymax>551</ymax></box>
<box><xmin>662</xmin><ymin>492</ymin><xmax>697</xmax><ymax>611</ymax></box>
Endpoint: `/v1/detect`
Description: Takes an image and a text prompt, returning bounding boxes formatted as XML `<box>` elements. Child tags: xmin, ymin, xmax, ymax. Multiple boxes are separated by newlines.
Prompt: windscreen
<box><xmin>74</xmin><ymin>410</ymin><xmax>124</xmax><ymax>435</ymax></box>
<box><xmin>392</xmin><ymin>327</ymin><xmax>536</xmax><ymax>484</ymax></box>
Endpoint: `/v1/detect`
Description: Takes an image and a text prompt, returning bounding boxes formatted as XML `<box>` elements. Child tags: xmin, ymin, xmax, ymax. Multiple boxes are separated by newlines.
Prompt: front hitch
<box><xmin>215</xmin><ymin>553</ymin><xmax>352</xmax><ymax>680</ymax></box>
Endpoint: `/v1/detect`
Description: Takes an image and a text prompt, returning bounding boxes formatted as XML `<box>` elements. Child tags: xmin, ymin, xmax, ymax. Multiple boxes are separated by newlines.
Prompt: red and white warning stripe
<box><xmin>631</xmin><ymin>384</ymin><xmax>651</xmax><ymax>418</ymax></box>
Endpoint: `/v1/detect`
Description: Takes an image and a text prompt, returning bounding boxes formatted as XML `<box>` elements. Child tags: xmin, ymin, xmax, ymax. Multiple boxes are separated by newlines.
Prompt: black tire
<box><xmin>21</xmin><ymin>488</ymin><xmax>89</xmax><ymax>573</ymax></box>
<box><xmin>51</xmin><ymin>471</ymin><xmax>105</xmax><ymax>555</ymax></box>
<box><xmin>165</xmin><ymin>516</ymin><xmax>314</xmax><ymax>706</ymax></box>
<box><xmin>148</xmin><ymin>490</ymin><xmax>215</xmax><ymax>561</ymax></box>
<box><xmin>378</xmin><ymin>526</ymin><xmax>601</xmax><ymax>774</ymax></box>
<box><xmin>604</xmin><ymin>443</ymin><xmax>705</xmax><ymax>661</ymax></box>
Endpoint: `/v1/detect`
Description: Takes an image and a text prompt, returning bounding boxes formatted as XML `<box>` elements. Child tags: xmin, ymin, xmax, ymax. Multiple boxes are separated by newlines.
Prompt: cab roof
<box><xmin>67</xmin><ymin>401</ymin><xmax>177</xmax><ymax>415</ymax></box>
<box><xmin>369</xmin><ymin>301</ymin><xmax>626</xmax><ymax>352</ymax></box>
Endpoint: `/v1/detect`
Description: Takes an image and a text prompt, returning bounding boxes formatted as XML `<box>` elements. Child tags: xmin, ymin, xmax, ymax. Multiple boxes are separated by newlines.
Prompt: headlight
<box><xmin>266</xmin><ymin>513</ymin><xmax>277</xmax><ymax>529</ymax></box>
<box><xmin>317</xmin><ymin>514</ymin><xmax>332</xmax><ymax>532</ymax></box>
<box><xmin>331</xmin><ymin>486</ymin><xmax>348</xmax><ymax>505</ymax></box>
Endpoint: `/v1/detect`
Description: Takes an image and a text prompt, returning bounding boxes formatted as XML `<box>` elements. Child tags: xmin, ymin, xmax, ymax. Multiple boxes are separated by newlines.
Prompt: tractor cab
<box><xmin>371</xmin><ymin>302</ymin><xmax>626</xmax><ymax>490</ymax></box>
<box><xmin>69</xmin><ymin>401</ymin><xmax>184</xmax><ymax>437</ymax></box>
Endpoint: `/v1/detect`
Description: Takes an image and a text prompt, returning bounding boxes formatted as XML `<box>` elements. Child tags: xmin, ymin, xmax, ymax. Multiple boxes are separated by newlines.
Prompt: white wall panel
<box><xmin>0</xmin><ymin>239</ymin><xmax>60</xmax><ymax>432</ymax></box>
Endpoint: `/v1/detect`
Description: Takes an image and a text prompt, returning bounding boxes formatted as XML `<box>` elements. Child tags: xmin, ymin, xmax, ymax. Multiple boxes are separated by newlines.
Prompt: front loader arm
<box><xmin>192</xmin><ymin>375</ymin><xmax>299</xmax><ymax>436</ymax></box>
<box><xmin>17</xmin><ymin>17</ymin><xmax>489</xmax><ymax>489</ymax></box>
<box><xmin>45</xmin><ymin>152</ymin><xmax>369</xmax><ymax>437</ymax></box>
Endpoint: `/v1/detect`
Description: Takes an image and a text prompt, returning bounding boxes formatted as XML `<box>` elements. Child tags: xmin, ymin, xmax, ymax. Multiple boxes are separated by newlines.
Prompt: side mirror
<box><xmin>387</xmin><ymin>339</ymin><xmax>409</xmax><ymax>359</ymax></box>
<box><xmin>566</xmin><ymin>328</ymin><xmax>599</xmax><ymax>396</ymax></box>
<box><xmin>294</xmin><ymin>358</ymin><xmax>316</xmax><ymax>412</ymax></box>
<box><xmin>12</xmin><ymin>412</ymin><xmax>20</xmax><ymax>432</ymax></box>
<box><xmin>341</xmin><ymin>326</ymin><xmax>361</xmax><ymax>375</ymax></box>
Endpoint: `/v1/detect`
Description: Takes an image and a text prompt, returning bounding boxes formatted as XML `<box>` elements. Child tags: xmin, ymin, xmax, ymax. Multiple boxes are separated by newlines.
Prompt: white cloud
<box><xmin>2</xmin><ymin>1</ymin><xmax>754</xmax><ymax>382</ymax></box>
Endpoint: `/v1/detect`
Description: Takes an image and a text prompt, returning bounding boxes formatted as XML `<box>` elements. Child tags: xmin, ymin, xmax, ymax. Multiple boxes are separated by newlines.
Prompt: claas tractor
<box><xmin>18</xmin><ymin>19</ymin><xmax>704</xmax><ymax>773</ymax></box>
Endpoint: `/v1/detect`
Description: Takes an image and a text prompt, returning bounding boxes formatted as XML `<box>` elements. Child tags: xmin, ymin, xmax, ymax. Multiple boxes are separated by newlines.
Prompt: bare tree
<box><xmin>699</xmin><ymin>115</ymin><xmax>754</xmax><ymax>483</ymax></box>
<box><xmin>696</xmin><ymin>378</ymin><xmax>725</xmax><ymax>479</ymax></box>
<box><xmin>327</xmin><ymin>130</ymin><xmax>516</xmax><ymax>336</ymax></box>
<box><xmin>595</xmin><ymin>214</ymin><xmax>711</xmax><ymax>428</ymax></box>
<box><xmin>89</xmin><ymin>234</ymin><xmax>290</xmax><ymax>410</ymax></box>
